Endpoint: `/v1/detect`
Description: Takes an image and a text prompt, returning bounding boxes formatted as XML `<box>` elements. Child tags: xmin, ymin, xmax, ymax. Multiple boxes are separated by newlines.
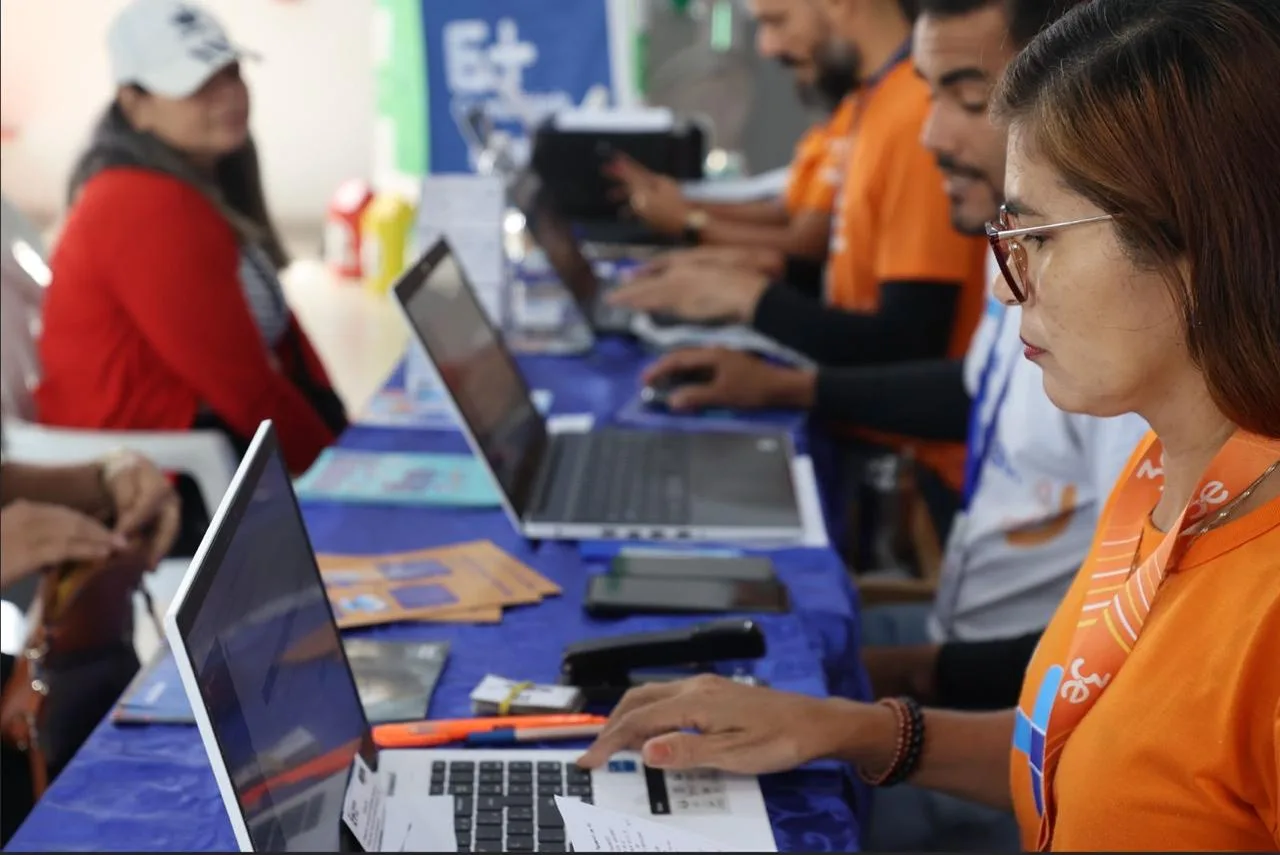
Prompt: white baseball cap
<box><xmin>108</xmin><ymin>0</ymin><xmax>256</xmax><ymax>99</ymax></box>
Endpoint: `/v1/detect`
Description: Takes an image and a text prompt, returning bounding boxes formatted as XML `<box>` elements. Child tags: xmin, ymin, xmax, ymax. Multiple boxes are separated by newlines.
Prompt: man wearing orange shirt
<box><xmin>609</xmin><ymin>0</ymin><xmax>990</xmax><ymax>529</ymax></box>
<box><xmin>607</xmin><ymin>0</ymin><xmax>857</xmax><ymax>264</ymax></box>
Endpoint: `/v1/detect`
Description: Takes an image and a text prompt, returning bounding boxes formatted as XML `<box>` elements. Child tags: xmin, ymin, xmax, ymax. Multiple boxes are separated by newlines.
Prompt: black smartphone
<box><xmin>609</xmin><ymin>553</ymin><xmax>776</xmax><ymax>583</ymax></box>
<box><xmin>584</xmin><ymin>574</ymin><xmax>790</xmax><ymax>617</ymax></box>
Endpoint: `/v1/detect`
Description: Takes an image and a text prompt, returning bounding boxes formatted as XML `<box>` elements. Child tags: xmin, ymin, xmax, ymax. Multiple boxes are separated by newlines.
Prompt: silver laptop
<box><xmin>163</xmin><ymin>421</ymin><xmax>776</xmax><ymax>852</ymax></box>
<box><xmin>392</xmin><ymin>239</ymin><xmax>805</xmax><ymax>543</ymax></box>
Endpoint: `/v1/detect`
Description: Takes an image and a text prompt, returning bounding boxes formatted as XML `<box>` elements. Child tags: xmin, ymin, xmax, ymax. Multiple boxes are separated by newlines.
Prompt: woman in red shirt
<box><xmin>37</xmin><ymin>0</ymin><xmax>344</xmax><ymax>475</ymax></box>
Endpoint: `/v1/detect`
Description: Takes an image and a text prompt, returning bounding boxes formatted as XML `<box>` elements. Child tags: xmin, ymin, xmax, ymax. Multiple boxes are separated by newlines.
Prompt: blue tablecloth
<box><xmin>7</xmin><ymin>339</ymin><xmax>870</xmax><ymax>853</ymax></box>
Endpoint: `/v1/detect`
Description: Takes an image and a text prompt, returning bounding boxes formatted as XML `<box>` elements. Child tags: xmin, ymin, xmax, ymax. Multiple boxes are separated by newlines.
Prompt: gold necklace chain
<box><xmin>1131</xmin><ymin>459</ymin><xmax>1280</xmax><ymax>573</ymax></box>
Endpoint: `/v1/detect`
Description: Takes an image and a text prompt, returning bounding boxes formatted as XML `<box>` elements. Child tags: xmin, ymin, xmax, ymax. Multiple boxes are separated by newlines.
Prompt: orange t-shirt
<box><xmin>822</xmin><ymin>61</ymin><xmax>987</xmax><ymax>491</ymax></box>
<box><xmin>824</xmin><ymin>61</ymin><xmax>988</xmax><ymax>357</ymax></box>
<box><xmin>786</xmin><ymin>96</ymin><xmax>858</xmax><ymax>216</ymax></box>
<box><xmin>783</xmin><ymin>125</ymin><xmax>828</xmax><ymax>215</ymax></box>
<box><xmin>1011</xmin><ymin>439</ymin><xmax>1280</xmax><ymax>850</ymax></box>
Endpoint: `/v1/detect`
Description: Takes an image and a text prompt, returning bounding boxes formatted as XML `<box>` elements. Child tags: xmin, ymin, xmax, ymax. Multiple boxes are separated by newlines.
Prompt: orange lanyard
<box><xmin>1031</xmin><ymin>430</ymin><xmax>1280</xmax><ymax>849</ymax></box>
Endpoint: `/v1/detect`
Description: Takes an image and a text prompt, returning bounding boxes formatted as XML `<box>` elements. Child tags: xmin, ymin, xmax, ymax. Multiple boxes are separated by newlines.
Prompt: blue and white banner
<box><xmin>420</xmin><ymin>0</ymin><xmax>633</xmax><ymax>174</ymax></box>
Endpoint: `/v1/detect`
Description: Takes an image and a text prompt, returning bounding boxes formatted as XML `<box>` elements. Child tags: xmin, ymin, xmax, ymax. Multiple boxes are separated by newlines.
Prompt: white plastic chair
<box><xmin>0</xmin><ymin>599</ymin><xmax>25</xmax><ymax>657</ymax></box>
<box><xmin>0</xmin><ymin>195</ymin><xmax>238</xmax><ymax>515</ymax></box>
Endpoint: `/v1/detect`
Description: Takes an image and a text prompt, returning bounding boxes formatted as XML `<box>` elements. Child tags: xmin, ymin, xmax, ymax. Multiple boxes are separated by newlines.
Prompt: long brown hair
<box><xmin>995</xmin><ymin>0</ymin><xmax>1280</xmax><ymax>438</ymax></box>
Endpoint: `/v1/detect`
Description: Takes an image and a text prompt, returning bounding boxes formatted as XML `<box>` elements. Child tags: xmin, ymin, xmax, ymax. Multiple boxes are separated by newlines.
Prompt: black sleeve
<box><xmin>751</xmin><ymin>279</ymin><xmax>959</xmax><ymax>367</ymax></box>
<box><xmin>933</xmin><ymin>631</ymin><xmax>1043</xmax><ymax>711</ymax></box>
<box><xmin>780</xmin><ymin>256</ymin><xmax>824</xmax><ymax>296</ymax></box>
<box><xmin>812</xmin><ymin>360</ymin><xmax>970</xmax><ymax>442</ymax></box>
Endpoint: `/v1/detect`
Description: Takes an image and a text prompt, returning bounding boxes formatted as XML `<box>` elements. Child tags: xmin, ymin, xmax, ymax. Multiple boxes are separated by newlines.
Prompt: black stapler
<box><xmin>560</xmin><ymin>618</ymin><xmax>767</xmax><ymax>704</ymax></box>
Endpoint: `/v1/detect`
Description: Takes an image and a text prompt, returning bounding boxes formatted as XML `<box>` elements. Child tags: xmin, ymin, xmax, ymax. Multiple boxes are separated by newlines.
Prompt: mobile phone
<box><xmin>609</xmin><ymin>553</ymin><xmax>776</xmax><ymax>583</ymax></box>
<box><xmin>584</xmin><ymin>574</ymin><xmax>790</xmax><ymax>617</ymax></box>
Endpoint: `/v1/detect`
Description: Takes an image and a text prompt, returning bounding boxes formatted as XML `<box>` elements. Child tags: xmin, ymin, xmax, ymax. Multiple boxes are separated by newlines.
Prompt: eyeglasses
<box><xmin>984</xmin><ymin>205</ymin><xmax>1113</xmax><ymax>303</ymax></box>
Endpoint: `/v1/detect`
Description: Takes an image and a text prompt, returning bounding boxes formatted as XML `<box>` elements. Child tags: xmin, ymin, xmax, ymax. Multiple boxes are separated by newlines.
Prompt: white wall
<box><xmin>0</xmin><ymin>0</ymin><xmax>376</xmax><ymax>227</ymax></box>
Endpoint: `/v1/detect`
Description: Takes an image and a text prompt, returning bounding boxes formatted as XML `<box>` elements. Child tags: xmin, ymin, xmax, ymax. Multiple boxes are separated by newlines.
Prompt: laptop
<box><xmin>509</xmin><ymin>171</ymin><xmax>812</xmax><ymax>367</ymax></box>
<box><xmin>164</xmin><ymin>421</ymin><xmax>777</xmax><ymax>852</ymax></box>
<box><xmin>509</xmin><ymin>169</ymin><xmax>639</xmax><ymax>335</ymax></box>
<box><xmin>392</xmin><ymin>239</ymin><xmax>806</xmax><ymax>543</ymax></box>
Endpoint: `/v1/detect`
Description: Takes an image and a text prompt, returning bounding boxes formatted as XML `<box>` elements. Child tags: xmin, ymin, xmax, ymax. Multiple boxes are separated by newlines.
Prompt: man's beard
<box><xmin>936</xmin><ymin>154</ymin><xmax>1000</xmax><ymax>236</ymax></box>
<box><xmin>792</xmin><ymin>39</ymin><xmax>860</xmax><ymax>112</ymax></box>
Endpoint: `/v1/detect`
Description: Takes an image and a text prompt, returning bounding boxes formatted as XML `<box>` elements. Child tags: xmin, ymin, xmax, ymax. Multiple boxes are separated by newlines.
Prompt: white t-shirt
<box><xmin>926</xmin><ymin>257</ymin><xmax>1150</xmax><ymax>642</ymax></box>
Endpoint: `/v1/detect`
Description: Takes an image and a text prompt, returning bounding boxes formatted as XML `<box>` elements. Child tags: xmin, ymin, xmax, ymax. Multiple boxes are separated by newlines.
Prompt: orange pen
<box><xmin>373</xmin><ymin>713</ymin><xmax>608</xmax><ymax>748</ymax></box>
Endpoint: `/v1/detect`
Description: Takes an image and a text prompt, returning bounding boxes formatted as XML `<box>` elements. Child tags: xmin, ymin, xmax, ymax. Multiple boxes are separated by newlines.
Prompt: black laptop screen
<box><xmin>511</xmin><ymin>170</ymin><xmax>602</xmax><ymax>312</ymax></box>
<box><xmin>394</xmin><ymin>241</ymin><xmax>549</xmax><ymax>519</ymax></box>
<box><xmin>173</xmin><ymin>425</ymin><xmax>371</xmax><ymax>852</ymax></box>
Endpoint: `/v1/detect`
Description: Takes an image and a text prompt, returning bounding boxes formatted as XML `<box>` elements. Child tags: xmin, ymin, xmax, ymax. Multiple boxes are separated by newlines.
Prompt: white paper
<box><xmin>381</xmin><ymin>793</ymin><xmax>455</xmax><ymax>853</ymax></box>
<box><xmin>470</xmin><ymin>674</ymin><xmax>583</xmax><ymax>710</ymax></box>
<box><xmin>555</xmin><ymin>797</ymin><xmax>728</xmax><ymax>852</ymax></box>
<box><xmin>547</xmin><ymin>413</ymin><xmax>596</xmax><ymax>434</ymax></box>
<box><xmin>553</xmin><ymin>106</ymin><xmax>675</xmax><ymax>132</ymax></box>
<box><xmin>342</xmin><ymin>754</ymin><xmax>386</xmax><ymax>852</ymax></box>
<box><xmin>414</xmin><ymin>174</ymin><xmax>507</xmax><ymax>323</ymax></box>
<box><xmin>791</xmin><ymin>456</ymin><xmax>830</xmax><ymax>549</ymax></box>
<box><xmin>416</xmin><ymin>174</ymin><xmax>506</xmax><ymax>226</ymax></box>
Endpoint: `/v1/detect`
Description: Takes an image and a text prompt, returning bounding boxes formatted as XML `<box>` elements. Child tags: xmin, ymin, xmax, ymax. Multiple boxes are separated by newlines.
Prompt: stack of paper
<box><xmin>294</xmin><ymin>449</ymin><xmax>501</xmax><ymax>508</ymax></box>
<box><xmin>319</xmin><ymin>540</ymin><xmax>560</xmax><ymax>628</ymax></box>
<box><xmin>470</xmin><ymin>675</ymin><xmax>585</xmax><ymax>715</ymax></box>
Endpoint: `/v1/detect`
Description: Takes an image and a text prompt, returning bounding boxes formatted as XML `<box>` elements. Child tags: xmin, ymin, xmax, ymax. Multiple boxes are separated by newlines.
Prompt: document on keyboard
<box><xmin>382</xmin><ymin>793</ymin><xmax>456</xmax><ymax>852</ymax></box>
<box><xmin>555</xmin><ymin>797</ymin><xmax>775</xmax><ymax>853</ymax></box>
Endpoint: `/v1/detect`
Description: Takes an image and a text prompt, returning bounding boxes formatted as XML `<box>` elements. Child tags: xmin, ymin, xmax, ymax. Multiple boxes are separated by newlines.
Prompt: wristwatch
<box><xmin>682</xmin><ymin>209</ymin><xmax>709</xmax><ymax>244</ymax></box>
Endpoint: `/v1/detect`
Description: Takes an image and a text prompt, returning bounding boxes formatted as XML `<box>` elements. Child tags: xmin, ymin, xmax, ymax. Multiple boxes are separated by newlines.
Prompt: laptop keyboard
<box><xmin>574</xmin><ymin>432</ymin><xmax>692</xmax><ymax>526</ymax></box>
<box><xmin>432</xmin><ymin>759</ymin><xmax>592</xmax><ymax>852</ymax></box>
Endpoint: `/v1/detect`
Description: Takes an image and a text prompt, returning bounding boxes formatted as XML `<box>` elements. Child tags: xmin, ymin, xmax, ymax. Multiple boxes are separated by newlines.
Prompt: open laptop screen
<box><xmin>511</xmin><ymin>169</ymin><xmax>602</xmax><ymax>313</ymax></box>
<box><xmin>171</xmin><ymin>425</ymin><xmax>370</xmax><ymax>852</ymax></box>
<box><xmin>394</xmin><ymin>240</ymin><xmax>549</xmax><ymax>519</ymax></box>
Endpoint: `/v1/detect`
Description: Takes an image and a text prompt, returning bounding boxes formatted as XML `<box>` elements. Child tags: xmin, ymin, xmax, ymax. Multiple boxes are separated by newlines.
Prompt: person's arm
<box><xmin>757</xmin><ymin>359</ymin><xmax>969</xmax><ymax>440</ymax></box>
<box><xmin>576</xmin><ymin>676</ymin><xmax>1014</xmax><ymax>811</ymax></box>
<box><xmin>692</xmin><ymin>199</ymin><xmax>791</xmax><ymax>227</ymax></box>
<box><xmin>813</xmin><ymin>360</ymin><xmax>970</xmax><ymax>440</ymax></box>
<box><xmin>934</xmin><ymin>632</ymin><xmax>1042</xmax><ymax>710</ymax></box>
<box><xmin>91</xmin><ymin>173</ymin><xmax>335</xmax><ymax>472</ymax></box>
<box><xmin>752</xmin><ymin>279</ymin><xmax>960</xmax><ymax>367</ymax></box>
<box><xmin>863</xmin><ymin>632</ymin><xmax>1041</xmax><ymax>710</ymax></box>
<box><xmin>780</xmin><ymin>256</ymin><xmax>825</xmax><ymax>295</ymax></box>
<box><xmin>282</xmin><ymin>315</ymin><xmax>338</xmax><ymax>392</ymax></box>
<box><xmin>693</xmin><ymin>209</ymin><xmax>830</xmax><ymax>261</ymax></box>
<box><xmin>0</xmin><ymin>461</ymin><xmax>112</xmax><ymax>520</ymax></box>
<box><xmin>823</xmin><ymin>700</ymin><xmax>1016</xmax><ymax>810</ymax></box>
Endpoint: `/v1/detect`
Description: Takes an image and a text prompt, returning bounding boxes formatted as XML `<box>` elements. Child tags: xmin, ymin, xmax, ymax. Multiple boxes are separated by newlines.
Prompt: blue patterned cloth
<box><xmin>7</xmin><ymin>339</ymin><xmax>869</xmax><ymax>852</ymax></box>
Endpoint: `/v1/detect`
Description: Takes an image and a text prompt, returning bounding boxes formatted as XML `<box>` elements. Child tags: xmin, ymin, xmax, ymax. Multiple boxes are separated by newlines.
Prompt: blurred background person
<box><xmin>34</xmin><ymin>0</ymin><xmax>346</xmax><ymax>490</ymax></box>
<box><xmin>1</xmin><ymin>448</ymin><xmax>179</xmax><ymax>845</ymax></box>
<box><xmin>607</xmin><ymin>0</ymin><xmax>858</xmax><ymax>267</ymax></box>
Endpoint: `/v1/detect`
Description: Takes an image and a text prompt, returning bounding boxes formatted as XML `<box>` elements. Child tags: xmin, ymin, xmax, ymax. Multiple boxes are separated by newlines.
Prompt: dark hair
<box><xmin>212</xmin><ymin>142</ymin><xmax>289</xmax><ymax>270</ymax></box>
<box><xmin>70</xmin><ymin>86</ymin><xmax>289</xmax><ymax>271</ymax></box>
<box><xmin>996</xmin><ymin>0</ymin><xmax>1280</xmax><ymax>437</ymax></box>
<box><xmin>126</xmin><ymin>85</ymin><xmax>290</xmax><ymax>270</ymax></box>
<box><xmin>915</xmin><ymin>0</ymin><xmax>1085</xmax><ymax>49</ymax></box>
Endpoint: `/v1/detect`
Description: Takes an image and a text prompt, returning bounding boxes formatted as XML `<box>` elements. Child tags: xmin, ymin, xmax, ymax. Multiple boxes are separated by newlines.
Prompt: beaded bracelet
<box><xmin>857</xmin><ymin>696</ymin><xmax>926</xmax><ymax>787</ymax></box>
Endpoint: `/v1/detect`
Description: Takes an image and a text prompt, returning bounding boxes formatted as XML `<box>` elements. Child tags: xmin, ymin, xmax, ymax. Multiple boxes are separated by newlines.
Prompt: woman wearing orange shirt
<box><xmin>578</xmin><ymin>0</ymin><xmax>1280</xmax><ymax>850</ymax></box>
